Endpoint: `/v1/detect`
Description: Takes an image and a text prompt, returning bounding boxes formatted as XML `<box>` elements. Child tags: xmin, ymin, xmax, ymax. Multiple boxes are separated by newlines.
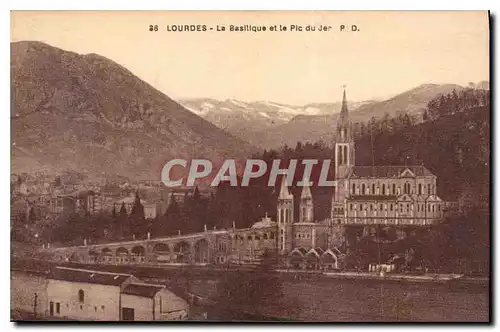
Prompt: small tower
<box><xmin>299</xmin><ymin>182</ymin><xmax>314</xmax><ymax>222</ymax></box>
<box><xmin>277</xmin><ymin>175</ymin><xmax>294</xmax><ymax>254</ymax></box>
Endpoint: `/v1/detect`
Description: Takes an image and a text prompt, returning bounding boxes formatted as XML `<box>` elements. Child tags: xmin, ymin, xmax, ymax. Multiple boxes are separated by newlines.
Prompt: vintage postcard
<box><xmin>10</xmin><ymin>11</ymin><xmax>490</xmax><ymax>322</ymax></box>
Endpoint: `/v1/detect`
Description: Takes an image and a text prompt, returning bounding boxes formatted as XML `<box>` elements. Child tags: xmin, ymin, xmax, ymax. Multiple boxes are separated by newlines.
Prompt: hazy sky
<box><xmin>11</xmin><ymin>11</ymin><xmax>489</xmax><ymax>105</ymax></box>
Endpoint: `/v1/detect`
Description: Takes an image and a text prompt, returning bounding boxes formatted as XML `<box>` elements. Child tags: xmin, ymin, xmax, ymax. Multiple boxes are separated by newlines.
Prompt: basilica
<box><xmin>275</xmin><ymin>89</ymin><xmax>450</xmax><ymax>268</ymax></box>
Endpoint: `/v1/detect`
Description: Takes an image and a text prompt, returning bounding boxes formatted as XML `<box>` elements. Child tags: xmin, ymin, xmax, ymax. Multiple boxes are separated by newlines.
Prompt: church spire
<box><xmin>300</xmin><ymin>182</ymin><xmax>312</xmax><ymax>200</ymax></box>
<box><xmin>278</xmin><ymin>175</ymin><xmax>293</xmax><ymax>200</ymax></box>
<box><xmin>338</xmin><ymin>87</ymin><xmax>350</xmax><ymax>133</ymax></box>
<box><xmin>341</xmin><ymin>87</ymin><xmax>348</xmax><ymax>115</ymax></box>
<box><xmin>300</xmin><ymin>182</ymin><xmax>314</xmax><ymax>222</ymax></box>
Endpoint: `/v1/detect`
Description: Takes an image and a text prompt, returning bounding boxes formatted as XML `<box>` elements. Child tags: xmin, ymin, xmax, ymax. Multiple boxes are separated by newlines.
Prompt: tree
<box><xmin>117</xmin><ymin>201</ymin><xmax>128</xmax><ymax>238</ymax></box>
<box><xmin>129</xmin><ymin>190</ymin><xmax>146</xmax><ymax>238</ymax></box>
<box><xmin>163</xmin><ymin>194</ymin><xmax>185</xmax><ymax>236</ymax></box>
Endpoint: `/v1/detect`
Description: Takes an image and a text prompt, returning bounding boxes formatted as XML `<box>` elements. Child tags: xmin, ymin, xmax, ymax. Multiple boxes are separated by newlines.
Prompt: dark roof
<box><xmin>350</xmin><ymin>166</ymin><xmax>434</xmax><ymax>178</ymax></box>
<box><xmin>314</xmin><ymin>247</ymin><xmax>325</xmax><ymax>255</ymax></box>
<box><xmin>48</xmin><ymin>267</ymin><xmax>131</xmax><ymax>286</ymax></box>
<box><xmin>349</xmin><ymin>195</ymin><xmax>398</xmax><ymax>201</ymax></box>
<box><xmin>122</xmin><ymin>283</ymin><xmax>164</xmax><ymax>298</ymax></box>
<box><xmin>298</xmin><ymin>247</ymin><xmax>308</xmax><ymax>255</ymax></box>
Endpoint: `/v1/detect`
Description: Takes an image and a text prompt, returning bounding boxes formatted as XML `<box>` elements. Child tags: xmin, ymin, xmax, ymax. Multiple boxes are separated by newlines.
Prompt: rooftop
<box><xmin>48</xmin><ymin>267</ymin><xmax>132</xmax><ymax>286</ymax></box>
<box><xmin>122</xmin><ymin>283</ymin><xmax>165</xmax><ymax>298</ymax></box>
<box><xmin>350</xmin><ymin>166</ymin><xmax>434</xmax><ymax>179</ymax></box>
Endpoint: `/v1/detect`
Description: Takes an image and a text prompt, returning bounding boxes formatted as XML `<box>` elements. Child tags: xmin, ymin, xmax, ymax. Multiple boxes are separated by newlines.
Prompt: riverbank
<box><xmin>11</xmin><ymin>257</ymin><xmax>488</xmax><ymax>287</ymax></box>
<box><xmin>276</xmin><ymin>269</ymin><xmax>465</xmax><ymax>284</ymax></box>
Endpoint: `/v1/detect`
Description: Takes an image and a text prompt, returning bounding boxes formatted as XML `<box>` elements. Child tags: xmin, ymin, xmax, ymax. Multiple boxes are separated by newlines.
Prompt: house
<box><xmin>121</xmin><ymin>283</ymin><xmax>189</xmax><ymax>321</ymax></box>
<box><xmin>46</xmin><ymin>267</ymin><xmax>189</xmax><ymax>321</ymax></box>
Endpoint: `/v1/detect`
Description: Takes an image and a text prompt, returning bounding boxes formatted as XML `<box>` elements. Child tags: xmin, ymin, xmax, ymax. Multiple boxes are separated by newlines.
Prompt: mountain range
<box><xmin>11</xmin><ymin>41</ymin><xmax>489</xmax><ymax>180</ymax></box>
<box><xmin>11</xmin><ymin>41</ymin><xmax>255</xmax><ymax>180</ymax></box>
<box><xmin>179</xmin><ymin>81</ymin><xmax>489</xmax><ymax>149</ymax></box>
<box><xmin>180</xmin><ymin>82</ymin><xmax>488</xmax><ymax>149</ymax></box>
<box><xmin>178</xmin><ymin>98</ymin><xmax>377</xmax><ymax>145</ymax></box>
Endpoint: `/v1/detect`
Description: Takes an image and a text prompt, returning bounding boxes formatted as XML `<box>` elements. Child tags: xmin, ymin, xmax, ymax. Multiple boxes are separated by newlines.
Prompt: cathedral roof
<box><xmin>349</xmin><ymin>166</ymin><xmax>434</xmax><ymax>179</ymax></box>
<box><xmin>349</xmin><ymin>195</ymin><xmax>398</xmax><ymax>201</ymax></box>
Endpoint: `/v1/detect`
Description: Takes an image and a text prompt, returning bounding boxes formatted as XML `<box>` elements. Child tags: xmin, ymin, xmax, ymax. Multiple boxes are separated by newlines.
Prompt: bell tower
<box><xmin>277</xmin><ymin>175</ymin><xmax>294</xmax><ymax>254</ymax></box>
<box><xmin>335</xmin><ymin>88</ymin><xmax>355</xmax><ymax>180</ymax></box>
<box><xmin>332</xmin><ymin>88</ymin><xmax>355</xmax><ymax>223</ymax></box>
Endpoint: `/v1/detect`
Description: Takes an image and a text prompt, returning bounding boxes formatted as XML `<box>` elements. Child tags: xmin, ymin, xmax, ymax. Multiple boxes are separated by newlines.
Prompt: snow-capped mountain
<box><xmin>178</xmin><ymin>98</ymin><xmax>375</xmax><ymax>144</ymax></box>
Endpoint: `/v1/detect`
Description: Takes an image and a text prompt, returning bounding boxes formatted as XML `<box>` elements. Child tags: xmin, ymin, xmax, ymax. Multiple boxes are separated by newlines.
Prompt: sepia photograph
<box><xmin>9</xmin><ymin>10</ymin><xmax>490</xmax><ymax>322</ymax></box>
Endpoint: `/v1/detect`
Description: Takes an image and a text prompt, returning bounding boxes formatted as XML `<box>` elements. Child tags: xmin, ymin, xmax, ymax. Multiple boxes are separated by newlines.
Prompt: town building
<box><xmin>114</xmin><ymin>190</ymin><xmax>165</xmax><ymax>219</ymax></box>
<box><xmin>46</xmin><ymin>267</ymin><xmax>189</xmax><ymax>321</ymax></box>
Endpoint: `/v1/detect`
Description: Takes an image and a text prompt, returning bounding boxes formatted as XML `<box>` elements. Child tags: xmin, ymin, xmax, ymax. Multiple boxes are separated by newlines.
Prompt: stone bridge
<box><xmin>41</xmin><ymin>226</ymin><xmax>278</xmax><ymax>266</ymax></box>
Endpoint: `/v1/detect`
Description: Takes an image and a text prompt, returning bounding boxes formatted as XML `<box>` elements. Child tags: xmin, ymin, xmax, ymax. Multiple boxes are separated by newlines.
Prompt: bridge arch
<box><xmin>88</xmin><ymin>250</ymin><xmax>99</xmax><ymax>263</ymax></box>
<box><xmin>68</xmin><ymin>252</ymin><xmax>79</xmax><ymax>263</ymax></box>
<box><xmin>131</xmin><ymin>245</ymin><xmax>146</xmax><ymax>264</ymax></box>
<box><xmin>173</xmin><ymin>241</ymin><xmax>191</xmax><ymax>263</ymax></box>
<box><xmin>116</xmin><ymin>247</ymin><xmax>129</xmax><ymax>264</ymax></box>
<box><xmin>321</xmin><ymin>250</ymin><xmax>338</xmax><ymax>269</ymax></box>
<box><xmin>194</xmin><ymin>239</ymin><xmax>209</xmax><ymax>263</ymax></box>
<box><xmin>101</xmin><ymin>247</ymin><xmax>113</xmax><ymax>264</ymax></box>
<box><xmin>152</xmin><ymin>243</ymin><xmax>171</xmax><ymax>263</ymax></box>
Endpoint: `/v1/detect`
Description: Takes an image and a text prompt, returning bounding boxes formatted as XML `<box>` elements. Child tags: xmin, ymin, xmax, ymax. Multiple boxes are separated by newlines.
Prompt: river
<box><xmin>11</xmin><ymin>270</ymin><xmax>489</xmax><ymax>322</ymax></box>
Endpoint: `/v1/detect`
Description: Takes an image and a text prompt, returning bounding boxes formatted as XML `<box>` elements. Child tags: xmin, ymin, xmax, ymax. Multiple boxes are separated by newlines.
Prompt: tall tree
<box><xmin>129</xmin><ymin>190</ymin><xmax>146</xmax><ymax>238</ymax></box>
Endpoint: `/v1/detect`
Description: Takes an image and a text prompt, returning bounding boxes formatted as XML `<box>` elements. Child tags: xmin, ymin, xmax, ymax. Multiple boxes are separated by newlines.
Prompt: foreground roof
<box><xmin>48</xmin><ymin>267</ymin><xmax>132</xmax><ymax>286</ymax></box>
<box><xmin>122</xmin><ymin>283</ymin><xmax>164</xmax><ymax>298</ymax></box>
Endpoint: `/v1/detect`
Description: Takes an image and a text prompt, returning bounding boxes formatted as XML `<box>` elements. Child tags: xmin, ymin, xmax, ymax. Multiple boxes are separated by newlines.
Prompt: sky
<box><xmin>11</xmin><ymin>11</ymin><xmax>490</xmax><ymax>105</ymax></box>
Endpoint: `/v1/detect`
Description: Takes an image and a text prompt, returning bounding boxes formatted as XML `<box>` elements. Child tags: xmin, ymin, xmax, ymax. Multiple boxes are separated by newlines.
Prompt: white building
<box><xmin>46</xmin><ymin>267</ymin><xmax>189</xmax><ymax>321</ymax></box>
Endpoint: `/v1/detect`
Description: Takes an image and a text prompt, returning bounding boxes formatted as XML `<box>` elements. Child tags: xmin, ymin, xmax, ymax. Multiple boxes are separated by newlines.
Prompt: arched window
<box><xmin>392</xmin><ymin>183</ymin><xmax>396</xmax><ymax>195</ymax></box>
<box><xmin>352</xmin><ymin>183</ymin><xmax>356</xmax><ymax>194</ymax></box>
<box><xmin>372</xmin><ymin>184</ymin><xmax>376</xmax><ymax>195</ymax></box>
<box><xmin>361</xmin><ymin>183</ymin><xmax>366</xmax><ymax>195</ymax></box>
<box><xmin>418</xmin><ymin>183</ymin><xmax>422</xmax><ymax>195</ymax></box>
<box><xmin>78</xmin><ymin>289</ymin><xmax>84</xmax><ymax>303</ymax></box>
<box><xmin>404</xmin><ymin>182</ymin><xmax>410</xmax><ymax>194</ymax></box>
<box><xmin>382</xmin><ymin>184</ymin><xmax>386</xmax><ymax>195</ymax></box>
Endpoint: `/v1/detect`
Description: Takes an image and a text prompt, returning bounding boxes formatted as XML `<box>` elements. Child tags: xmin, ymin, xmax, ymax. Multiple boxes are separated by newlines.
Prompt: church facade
<box><xmin>276</xmin><ymin>89</ymin><xmax>450</xmax><ymax>268</ymax></box>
